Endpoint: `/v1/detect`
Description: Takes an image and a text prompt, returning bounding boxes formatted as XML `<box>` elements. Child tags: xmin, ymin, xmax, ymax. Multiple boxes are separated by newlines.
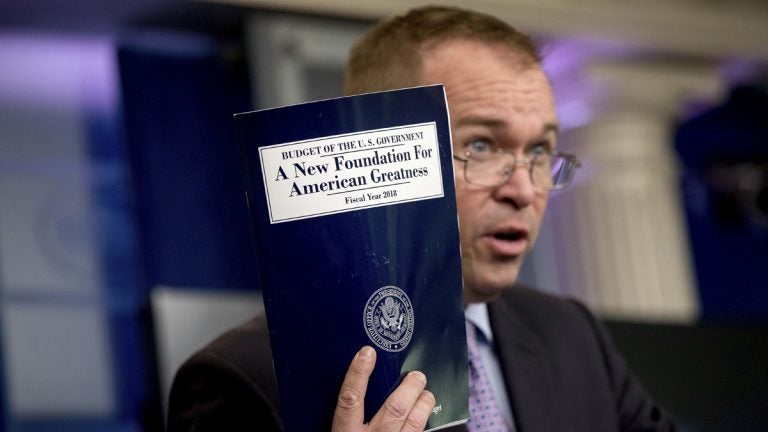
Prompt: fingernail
<box><xmin>422</xmin><ymin>390</ymin><xmax>436</xmax><ymax>403</ymax></box>
<box><xmin>359</xmin><ymin>346</ymin><xmax>374</xmax><ymax>360</ymax></box>
<box><xmin>408</xmin><ymin>371</ymin><xmax>427</xmax><ymax>384</ymax></box>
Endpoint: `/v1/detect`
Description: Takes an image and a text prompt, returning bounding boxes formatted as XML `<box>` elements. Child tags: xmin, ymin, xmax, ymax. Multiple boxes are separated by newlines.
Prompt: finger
<box><xmin>331</xmin><ymin>346</ymin><xmax>376</xmax><ymax>432</ymax></box>
<box><xmin>367</xmin><ymin>371</ymin><xmax>428</xmax><ymax>431</ymax></box>
<box><xmin>401</xmin><ymin>390</ymin><xmax>436</xmax><ymax>432</ymax></box>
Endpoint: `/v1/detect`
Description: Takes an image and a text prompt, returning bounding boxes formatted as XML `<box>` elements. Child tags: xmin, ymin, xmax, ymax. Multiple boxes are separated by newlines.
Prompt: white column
<box><xmin>548</xmin><ymin>60</ymin><xmax>722</xmax><ymax>322</ymax></box>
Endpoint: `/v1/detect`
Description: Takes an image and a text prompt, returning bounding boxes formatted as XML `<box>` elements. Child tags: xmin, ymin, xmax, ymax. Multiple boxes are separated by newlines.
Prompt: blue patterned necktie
<box><xmin>466</xmin><ymin>320</ymin><xmax>510</xmax><ymax>432</ymax></box>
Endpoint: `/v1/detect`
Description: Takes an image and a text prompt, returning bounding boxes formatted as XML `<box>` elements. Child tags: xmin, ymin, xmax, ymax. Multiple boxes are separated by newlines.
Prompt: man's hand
<box><xmin>331</xmin><ymin>346</ymin><xmax>436</xmax><ymax>432</ymax></box>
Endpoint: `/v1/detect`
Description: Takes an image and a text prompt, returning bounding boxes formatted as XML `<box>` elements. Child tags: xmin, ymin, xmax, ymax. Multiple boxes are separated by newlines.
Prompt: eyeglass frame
<box><xmin>452</xmin><ymin>149</ymin><xmax>582</xmax><ymax>191</ymax></box>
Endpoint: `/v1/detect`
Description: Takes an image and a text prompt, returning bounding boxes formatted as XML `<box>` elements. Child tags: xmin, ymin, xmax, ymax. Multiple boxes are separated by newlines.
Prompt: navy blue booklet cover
<box><xmin>235</xmin><ymin>85</ymin><xmax>468</xmax><ymax>431</ymax></box>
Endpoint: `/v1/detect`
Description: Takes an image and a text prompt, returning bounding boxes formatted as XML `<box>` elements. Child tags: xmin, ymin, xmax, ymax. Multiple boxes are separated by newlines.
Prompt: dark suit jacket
<box><xmin>168</xmin><ymin>287</ymin><xmax>676</xmax><ymax>431</ymax></box>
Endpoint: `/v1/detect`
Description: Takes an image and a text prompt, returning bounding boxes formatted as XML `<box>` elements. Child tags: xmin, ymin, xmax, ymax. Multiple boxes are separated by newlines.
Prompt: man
<box><xmin>169</xmin><ymin>6</ymin><xmax>676</xmax><ymax>432</ymax></box>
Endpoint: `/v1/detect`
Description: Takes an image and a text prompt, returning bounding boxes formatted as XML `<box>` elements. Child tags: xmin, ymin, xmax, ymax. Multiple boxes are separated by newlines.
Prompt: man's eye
<box><xmin>467</xmin><ymin>139</ymin><xmax>492</xmax><ymax>153</ymax></box>
<box><xmin>529</xmin><ymin>142</ymin><xmax>552</xmax><ymax>156</ymax></box>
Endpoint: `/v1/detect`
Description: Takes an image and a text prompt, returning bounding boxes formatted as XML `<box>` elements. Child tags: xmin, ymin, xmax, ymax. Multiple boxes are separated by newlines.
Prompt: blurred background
<box><xmin>0</xmin><ymin>0</ymin><xmax>766</xmax><ymax>431</ymax></box>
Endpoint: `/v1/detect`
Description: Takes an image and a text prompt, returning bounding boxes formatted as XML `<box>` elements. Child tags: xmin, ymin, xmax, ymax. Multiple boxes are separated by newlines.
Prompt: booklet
<box><xmin>235</xmin><ymin>85</ymin><xmax>468</xmax><ymax>431</ymax></box>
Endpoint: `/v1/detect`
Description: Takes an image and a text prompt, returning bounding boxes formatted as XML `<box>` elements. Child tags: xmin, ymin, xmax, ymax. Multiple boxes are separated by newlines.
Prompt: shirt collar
<box><xmin>464</xmin><ymin>302</ymin><xmax>493</xmax><ymax>344</ymax></box>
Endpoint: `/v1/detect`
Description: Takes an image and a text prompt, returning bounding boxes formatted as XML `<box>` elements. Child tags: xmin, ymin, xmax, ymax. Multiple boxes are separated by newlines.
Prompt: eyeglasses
<box><xmin>453</xmin><ymin>150</ymin><xmax>581</xmax><ymax>191</ymax></box>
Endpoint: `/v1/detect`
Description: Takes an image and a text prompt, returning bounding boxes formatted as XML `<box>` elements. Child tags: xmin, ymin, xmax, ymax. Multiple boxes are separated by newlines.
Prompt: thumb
<box><xmin>331</xmin><ymin>346</ymin><xmax>376</xmax><ymax>432</ymax></box>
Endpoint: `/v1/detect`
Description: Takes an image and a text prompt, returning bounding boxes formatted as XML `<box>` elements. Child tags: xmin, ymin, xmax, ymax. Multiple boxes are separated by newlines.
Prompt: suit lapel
<box><xmin>488</xmin><ymin>294</ymin><xmax>562</xmax><ymax>432</ymax></box>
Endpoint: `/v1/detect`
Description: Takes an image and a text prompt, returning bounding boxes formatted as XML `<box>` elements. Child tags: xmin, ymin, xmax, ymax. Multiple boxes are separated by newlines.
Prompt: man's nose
<box><xmin>493</xmin><ymin>162</ymin><xmax>537</xmax><ymax>208</ymax></box>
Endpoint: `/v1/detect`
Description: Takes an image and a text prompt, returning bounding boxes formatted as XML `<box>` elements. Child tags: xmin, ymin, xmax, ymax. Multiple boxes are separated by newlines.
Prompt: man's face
<box><xmin>419</xmin><ymin>39</ymin><xmax>558</xmax><ymax>304</ymax></box>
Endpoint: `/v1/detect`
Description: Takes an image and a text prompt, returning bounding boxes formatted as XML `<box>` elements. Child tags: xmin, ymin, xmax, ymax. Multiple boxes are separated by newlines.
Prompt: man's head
<box><xmin>344</xmin><ymin>6</ymin><xmax>540</xmax><ymax>95</ymax></box>
<box><xmin>347</xmin><ymin>6</ymin><xmax>558</xmax><ymax>304</ymax></box>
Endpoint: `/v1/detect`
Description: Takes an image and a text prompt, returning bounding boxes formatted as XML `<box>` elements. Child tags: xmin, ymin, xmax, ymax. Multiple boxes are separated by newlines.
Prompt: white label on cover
<box><xmin>259</xmin><ymin>122</ymin><xmax>444</xmax><ymax>223</ymax></box>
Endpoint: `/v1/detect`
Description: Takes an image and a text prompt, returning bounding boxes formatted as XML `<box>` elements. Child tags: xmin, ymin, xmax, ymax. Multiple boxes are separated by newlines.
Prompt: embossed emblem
<box><xmin>363</xmin><ymin>286</ymin><xmax>415</xmax><ymax>352</ymax></box>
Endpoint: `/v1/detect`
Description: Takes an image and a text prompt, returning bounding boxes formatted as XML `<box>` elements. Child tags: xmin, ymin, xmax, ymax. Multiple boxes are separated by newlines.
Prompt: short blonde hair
<box><xmin>344</xmin><ymin>5</ymin><xmax>540</xmax><ymax>95</ymax></box>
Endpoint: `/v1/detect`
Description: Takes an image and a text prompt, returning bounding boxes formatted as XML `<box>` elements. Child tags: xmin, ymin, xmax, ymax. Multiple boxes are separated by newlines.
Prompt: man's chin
<box><xmin>461</xmin><ymin>260</ymin><xmax>522</xmax><ymax>303</ymax></box>
<box><xmin>462</xmin><ymin>278</ymin><xmax>517</xmax><ymax>304</ymax></box>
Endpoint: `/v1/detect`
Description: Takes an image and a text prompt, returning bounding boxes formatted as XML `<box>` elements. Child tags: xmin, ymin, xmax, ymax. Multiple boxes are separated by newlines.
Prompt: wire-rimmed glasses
<box><xmin>453</xmin><ymin>150</ymin><xmax>581</xmax><ymax>191</ymax></box>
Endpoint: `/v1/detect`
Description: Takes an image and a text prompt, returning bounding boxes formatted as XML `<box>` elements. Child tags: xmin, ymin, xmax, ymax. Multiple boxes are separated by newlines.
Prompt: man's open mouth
<box><xmin>492</xmin><ymin>229</ymin><xmax>527</xmax><ymax>242</ymax></box>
